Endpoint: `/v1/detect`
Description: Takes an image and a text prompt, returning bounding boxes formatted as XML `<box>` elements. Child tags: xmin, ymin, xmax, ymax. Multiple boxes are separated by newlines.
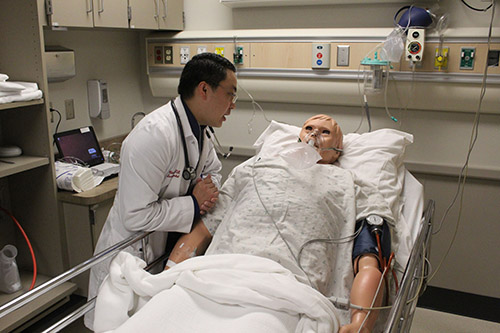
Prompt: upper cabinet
<box><xmin>93</xmin><ymin>0</ymin><xmax>129</xmax><ymax>28</ymax></box>
<box><xmin>129</xmin><ymin>0</ymin><xmax>183</xmax><ymax>30</ymax></box>
<box><xmin>38</xmin><ymin>0</ymin><xmax>183</xmax><ymax>30</ymax></box>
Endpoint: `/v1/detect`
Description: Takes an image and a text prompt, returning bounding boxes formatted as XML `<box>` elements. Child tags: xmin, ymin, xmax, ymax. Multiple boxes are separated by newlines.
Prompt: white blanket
<box><xmin>94</xmin><ymin>252</ymin><xmax>339</xmax><ymax>333</ymax></box>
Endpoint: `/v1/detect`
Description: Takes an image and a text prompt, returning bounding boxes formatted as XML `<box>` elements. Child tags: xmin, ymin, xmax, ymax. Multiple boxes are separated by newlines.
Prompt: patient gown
<box><xmin>203</xmin><ymin>155</ymin><xmax>394</xmax><ymax>326</ymax></box>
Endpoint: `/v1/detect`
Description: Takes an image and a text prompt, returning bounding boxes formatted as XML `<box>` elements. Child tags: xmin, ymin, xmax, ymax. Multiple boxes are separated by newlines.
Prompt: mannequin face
<box><xmin>299</xmin><ymin>115</ymin><xmax>343</xmax><ymax>164</ymax></box>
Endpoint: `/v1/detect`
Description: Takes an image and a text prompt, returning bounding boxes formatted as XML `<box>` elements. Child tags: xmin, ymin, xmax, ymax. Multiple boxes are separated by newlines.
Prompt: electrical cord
<box><xmin>429</xmin><ymin>1</ymin><xmax>495</xmax><ymax>283</ymax></box>
<box><xmin>1</xmin><ymin>207</ymin><xmax>37</xmax><ymax>290</ymax></box>
<box><xmin>239</xmin><ymin>83</ymin><xmax>272</xmax><ymax>135</ymax></box>
<box><xmin>461</xmin><ymin>0</ymin><xmax>493</xmax><ymax>11</ymax></box>
<box><xmin>50</xmin><ymin>107</ymin><xmax>62</xmax><ymax>144</ymax></box>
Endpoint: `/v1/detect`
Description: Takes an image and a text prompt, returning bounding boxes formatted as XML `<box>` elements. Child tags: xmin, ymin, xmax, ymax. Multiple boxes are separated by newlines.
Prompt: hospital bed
<box><xmin>0</xmin><ymin>122</ymin><xmax>434</xmax><ymax>332</ymax></box>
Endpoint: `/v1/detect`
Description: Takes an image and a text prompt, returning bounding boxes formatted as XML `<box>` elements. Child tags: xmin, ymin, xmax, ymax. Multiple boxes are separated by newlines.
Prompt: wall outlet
<box><xmin>460</xmin><ymin>47</ymin><xmax>475</xmax><ymax>70</ymax></box>
<box><xmin>164</xmin><ymin>46</ymin><xmax>173</xmax><ymax>64</ymax></box>
<box><xmin>180</xmin><ymin>47</ymin><xmax>190</xmax><ymax>65</ymax></box>
<box><xmin>65</xmin><ymin>99</ymin><xmax>75</xmax><ymax>120</ymax></box>
<box><xmin>312</xmin><ymin>43</ymin><xmax>331</xmax><ymax>69</ymax></box>
<box><xmin>215</xmin><ymin>46</ymin><xmax>225</xmax><ymax>57</ymax></box>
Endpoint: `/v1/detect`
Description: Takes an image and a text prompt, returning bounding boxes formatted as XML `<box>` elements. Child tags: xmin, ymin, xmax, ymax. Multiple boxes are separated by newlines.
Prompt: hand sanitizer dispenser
<box><xmin>87</xmin><ymin>79</ymin><xmax>110</xmax><ymax>119</ymax></box>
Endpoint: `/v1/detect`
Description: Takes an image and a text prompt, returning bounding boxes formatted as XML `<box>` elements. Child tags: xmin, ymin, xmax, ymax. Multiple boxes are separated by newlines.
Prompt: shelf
<box><xmin>0</xmin><ymin>99</ymin><xmax>45</xmax><ymax>111</ymax></box>
<box><xmin>0</xmin><ymin>156</ymin><xmax>50</xmax><ymax>178</ymax></box>
<box><xmin>220</xmin><ymin>0</ymin><xmax>414</xmax><ymax>8</ymax></box>
<box><xmin>0</xmin><ymin>272</ymin><xmax>77</xmax><ymax>333</ymax></box>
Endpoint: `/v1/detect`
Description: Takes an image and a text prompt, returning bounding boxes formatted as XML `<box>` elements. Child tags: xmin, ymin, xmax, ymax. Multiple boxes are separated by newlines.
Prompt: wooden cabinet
<box><xmin>92</xmin><ymin>0</ymin><xmax>129</xmax><ymax>28</ymax></box>
<box><xmin>129</xmin><ymin>0</ymin><xmax>184</xmax><ymax>30</ymax></box>
<box><xmin>0</xmin><ymin>1</ymin><xmax>76</xmax><ymax>331</ymax></box>
<box><xmin>39</xmin><ymin>0</ymin><xmax>130</xmax><ymax>29</ymax></box>
<box><xmin>39</xmin><ymin>0</ymin><xmax>183</xmax><ymax>30</ymax></box>
<box><xmin>58</xmin><ymin>178</ymin><xmax>117</xmax><ymax>295</ymax></box>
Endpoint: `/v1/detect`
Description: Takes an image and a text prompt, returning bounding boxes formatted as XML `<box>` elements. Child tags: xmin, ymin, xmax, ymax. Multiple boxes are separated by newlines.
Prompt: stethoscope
<box><xmin>170</xmin><ymin>99</ymin><xmax>233</xmax><ymax>181</ymax></box>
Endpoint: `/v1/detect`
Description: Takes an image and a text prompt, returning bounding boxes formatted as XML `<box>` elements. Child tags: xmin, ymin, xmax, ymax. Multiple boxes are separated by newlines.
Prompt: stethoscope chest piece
<box><xmin>182</xmin><ymin>166</ymin><xmax>196</xmax><ymax>181</ymax></box>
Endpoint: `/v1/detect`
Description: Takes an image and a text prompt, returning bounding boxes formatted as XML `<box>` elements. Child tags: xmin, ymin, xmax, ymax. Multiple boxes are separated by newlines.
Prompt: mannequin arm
<box><xmin>165</xmin><ymin>218</ymin><xmax>212</xmax><ymax>269</ymax></box>
<box><xmin>340</xmin><ymin>255</ymin><xmax>384</xmax><ymax>333</ymax></box>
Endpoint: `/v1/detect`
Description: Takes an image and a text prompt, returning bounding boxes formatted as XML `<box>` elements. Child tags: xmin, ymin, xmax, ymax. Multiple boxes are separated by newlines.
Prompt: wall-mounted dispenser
<box><xmin>87</xmin><ymin>79</ymin><xmax>110</xmax><ymax>119</ymax></box>
<box><xmin>45</xmin><ymin>46</ymin><xmax>76</xmax><ymax>82</ymax></box>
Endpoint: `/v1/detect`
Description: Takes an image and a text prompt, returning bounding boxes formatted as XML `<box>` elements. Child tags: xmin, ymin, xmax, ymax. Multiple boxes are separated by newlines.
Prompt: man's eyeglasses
<box><xmin>229</xmin><ymin>92</ymin><xmax>238</xmax><ymax>104</ymax></box>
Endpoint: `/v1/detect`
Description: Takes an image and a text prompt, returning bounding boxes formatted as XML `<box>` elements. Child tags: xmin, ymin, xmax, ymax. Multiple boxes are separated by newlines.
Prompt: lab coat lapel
<box><xmin>173</xmin><ymin>97</ymin><xmax>200</xmax><ymax>186</ymax></box>
<box><xmin>196</xmin><ymin>130</ymin><xmax>210</xmax><ymax>178</ymax></box>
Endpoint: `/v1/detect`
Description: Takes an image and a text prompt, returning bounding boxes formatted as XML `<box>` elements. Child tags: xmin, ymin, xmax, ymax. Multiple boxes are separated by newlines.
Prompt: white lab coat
<box><xmin>85</xmin><ymin>96</ymin><xmax>222</xmax><ymax>329</ymax></box>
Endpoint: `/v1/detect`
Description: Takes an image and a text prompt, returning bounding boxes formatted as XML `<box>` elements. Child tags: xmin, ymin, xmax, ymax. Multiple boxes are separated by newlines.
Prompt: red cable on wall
<box><xmin>1</xmin><ymin>207</ymin><xmax>37</xmax><ymax>290</ymax></box>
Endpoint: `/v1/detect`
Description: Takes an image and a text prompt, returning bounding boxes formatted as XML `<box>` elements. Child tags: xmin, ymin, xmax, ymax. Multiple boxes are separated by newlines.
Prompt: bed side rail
<box><xmin>0</xmin><ymin>231</ymin><xmax>152</xmax><ymax>321</ymax></box>
<box><xmin>384</xmin><ymin>199</ymin><xmax>435</xmax><ymax>333</ymax></box>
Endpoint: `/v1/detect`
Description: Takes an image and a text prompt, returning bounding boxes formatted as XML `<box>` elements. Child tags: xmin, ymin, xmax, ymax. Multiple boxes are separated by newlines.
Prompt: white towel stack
<box><xmin>0</xmin><ymin>73</ymin><xmax>43</xmax><ymax>104</ymax></box>
<box><xmin>55</xmin><ymin>162</ymin><xmax>104</xmax><ymax>192</ymax></box>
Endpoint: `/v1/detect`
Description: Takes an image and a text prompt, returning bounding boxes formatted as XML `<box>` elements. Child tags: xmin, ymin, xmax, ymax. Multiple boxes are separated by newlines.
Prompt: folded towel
<box><xmin>10</xmin><ymin>82</ymin><xmax>38</xmax><ymax>92</ymax></box>
<box><xmin>0</xmin><ymin>81</ymin><xmax>26</xmax><ymax>92</ymax></box>
<box><xmin>55</xmin><ymin>161</ymin><xmax>104</xmax><ymax>192</ymax></box>
<box><xmin>0</xmin><ymin>91</ymin><xmax>21</xmax><ymax>97</ymax></box>
<box><xmin>0</xmin><ymin>89</ymin><xmax>43</xmax><ymax>104</ymax></box>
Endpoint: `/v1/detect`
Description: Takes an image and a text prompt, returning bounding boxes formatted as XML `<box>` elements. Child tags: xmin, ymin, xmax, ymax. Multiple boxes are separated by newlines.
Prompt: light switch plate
<box><xmin>337</xmin><ymin>45</ymin><xmax>350</xmax><ymax>66</ymax></box>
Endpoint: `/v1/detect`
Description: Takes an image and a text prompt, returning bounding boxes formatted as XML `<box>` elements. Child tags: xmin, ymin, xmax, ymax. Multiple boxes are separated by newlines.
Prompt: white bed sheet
<box><xmin>93</xmin><ymin>121</ymin><xmax>424</xmax><ymax>332</ymax></box>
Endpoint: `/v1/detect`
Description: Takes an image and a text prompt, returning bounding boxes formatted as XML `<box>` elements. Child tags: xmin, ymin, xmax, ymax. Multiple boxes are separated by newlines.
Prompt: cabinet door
<box><xmin>129</xmin><ymin>0</ymin><xmax>159</xmax><ymax>30</ymax></box>
<box><xmin>43</xmin><ymin>0</ymin><xmax>94</xmax><ymax>28</ymax></box>
<box><xmin>92</xmin><ymin>0</ymin><xmax>128</xmax><ymax>28</ymax></box>
<box><xmin>158</xmin><ymin>0</ymin><xmax>183</xmax><ymax>30</ymax></box>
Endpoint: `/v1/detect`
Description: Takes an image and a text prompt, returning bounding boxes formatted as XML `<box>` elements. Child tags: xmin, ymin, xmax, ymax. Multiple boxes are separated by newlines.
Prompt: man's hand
<box><xmin>192</xmin><ymin>175</ymin><xmax>219</xmax><ymax>215</ymax></box>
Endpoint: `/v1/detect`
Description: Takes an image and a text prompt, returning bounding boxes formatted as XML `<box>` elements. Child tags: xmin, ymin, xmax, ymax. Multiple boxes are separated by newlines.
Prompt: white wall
<box><xmin>45</xmin><ymin>29</ymin><xmax>151</xmax><ymax>141</ymax></box>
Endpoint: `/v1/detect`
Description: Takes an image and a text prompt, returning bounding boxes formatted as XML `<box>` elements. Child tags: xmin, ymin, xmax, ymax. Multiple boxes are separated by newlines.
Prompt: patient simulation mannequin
<box><xmin>167</xmin><ymin>114</ymin><xmax>388</xmax><ymax>333</ymax></box>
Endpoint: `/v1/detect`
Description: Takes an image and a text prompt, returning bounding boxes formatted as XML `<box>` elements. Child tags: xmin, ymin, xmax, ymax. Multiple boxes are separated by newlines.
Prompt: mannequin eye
<box><xmin>322</xmin><ymin>130</ymin><xmax>330</xmax><ymax>135</ymax></box>
<box><xmin>305</xmin><ymin>126</ymin><xmax>313</xmax><ymax>131</ymax></box>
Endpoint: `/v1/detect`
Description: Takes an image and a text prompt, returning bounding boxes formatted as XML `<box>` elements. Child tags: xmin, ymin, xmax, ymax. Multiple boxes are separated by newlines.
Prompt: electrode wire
<box><xmin>429</xmin><ymin>2</ymin><xmax>495</xmax><ymax>283</ymax></box>
<box><xmin>1</xmin><ymin>207</ymin><xmax>37</xmax><ymax>290</ymax></box>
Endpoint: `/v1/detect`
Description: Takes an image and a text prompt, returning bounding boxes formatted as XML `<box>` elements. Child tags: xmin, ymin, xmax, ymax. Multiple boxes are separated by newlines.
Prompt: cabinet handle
<box><xmin>86</xmin><ymin>0</ymin><xmax>93</xmax><ymax>14</ymax></box>
<box><xmin>154</xmin><ymin>0</ymin><xmax>159</xmax><ymax>19</ymax></box>
<box><xmin>98</xmin><ymin>0</ymin><xmax>104</xmax><ymax>13</ymax></box>
<box><xmin>162</xmin><ymin>0</ymin><xmax>167</xmax><ymax>19</ymax></box>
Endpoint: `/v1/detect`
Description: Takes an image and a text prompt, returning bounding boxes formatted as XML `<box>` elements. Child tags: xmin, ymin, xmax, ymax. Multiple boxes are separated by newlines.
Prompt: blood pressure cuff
<box><xmin>352</xmin><ymin>219</ymin><xmax>391</xmax><ymax>267</ymax></box>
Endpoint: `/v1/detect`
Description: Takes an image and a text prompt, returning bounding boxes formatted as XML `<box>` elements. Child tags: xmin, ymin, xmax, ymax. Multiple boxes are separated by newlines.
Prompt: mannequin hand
<box><xmin>192</xmin><ymin>175</ymin><xmax>219</xmax><ymax>215</ymax></box>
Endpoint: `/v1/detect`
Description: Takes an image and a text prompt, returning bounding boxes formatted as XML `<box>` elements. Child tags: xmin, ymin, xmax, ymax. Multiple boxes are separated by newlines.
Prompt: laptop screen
<box><xmin>54</xmin><ymin>126</ymin><xmax>105</xmax><ymax>167</ymax></box>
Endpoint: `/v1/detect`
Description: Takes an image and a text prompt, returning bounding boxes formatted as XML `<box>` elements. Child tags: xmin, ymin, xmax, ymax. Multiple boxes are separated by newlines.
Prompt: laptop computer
<box><xmin>54</xmin><ymin>126</ymin><xmax>120</xmax><ymax>179</ymax></box>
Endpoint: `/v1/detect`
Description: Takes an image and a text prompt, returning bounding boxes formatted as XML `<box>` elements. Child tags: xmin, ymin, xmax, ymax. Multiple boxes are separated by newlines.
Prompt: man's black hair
<box><xmin>178</xmin><ymin>53</ymin><xmax>236</xmax><ymax>99</ymax></box>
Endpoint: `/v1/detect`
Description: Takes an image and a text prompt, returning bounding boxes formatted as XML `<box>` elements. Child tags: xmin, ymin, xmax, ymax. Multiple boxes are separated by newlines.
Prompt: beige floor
<box><xmin>62</xmin><ymin>307</ymin><xmax>500</xmax><ymax>332</ymax></box>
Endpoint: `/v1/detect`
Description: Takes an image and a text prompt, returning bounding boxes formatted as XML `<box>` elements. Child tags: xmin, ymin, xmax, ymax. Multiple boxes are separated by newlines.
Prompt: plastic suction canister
<box><xmin>0</xmin><ymin>244</ymin><xmax>22</xmax><ymax>294</ymax></box>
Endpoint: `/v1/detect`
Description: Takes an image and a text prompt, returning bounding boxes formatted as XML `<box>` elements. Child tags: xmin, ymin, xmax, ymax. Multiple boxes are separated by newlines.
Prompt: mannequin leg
<box><xmin>339</xmin><ymin>255</ymin><xmax>384</xmax><ymax>333</ymax></box>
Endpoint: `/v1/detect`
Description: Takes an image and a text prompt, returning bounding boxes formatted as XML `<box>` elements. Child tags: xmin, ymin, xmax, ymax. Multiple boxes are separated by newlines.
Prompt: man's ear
<box><xmin>198</xmin><ymin>81</ymin><xmax>209</xmax><ymax>100</ymax></box>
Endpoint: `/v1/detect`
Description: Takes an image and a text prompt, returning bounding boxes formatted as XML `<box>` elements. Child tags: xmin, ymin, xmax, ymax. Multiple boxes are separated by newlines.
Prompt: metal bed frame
<box><xmin>0</xmin><ymin>200</ymin><xmax>435</xmax><ymax>333</ymax></box>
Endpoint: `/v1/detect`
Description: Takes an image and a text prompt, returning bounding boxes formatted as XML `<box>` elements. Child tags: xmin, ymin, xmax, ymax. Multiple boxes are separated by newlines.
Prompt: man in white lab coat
<box><xmin>85</xmin><ymin>52</ymin><xmax>237</xmax><ymax>329</ymax></box>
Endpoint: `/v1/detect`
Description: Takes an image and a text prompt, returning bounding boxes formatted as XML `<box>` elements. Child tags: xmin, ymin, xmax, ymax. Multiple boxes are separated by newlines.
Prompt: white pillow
<box><xmin>253</xmin><ymin>121</ymin><xmax>413</xmax><ymax>219</ymax></box>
